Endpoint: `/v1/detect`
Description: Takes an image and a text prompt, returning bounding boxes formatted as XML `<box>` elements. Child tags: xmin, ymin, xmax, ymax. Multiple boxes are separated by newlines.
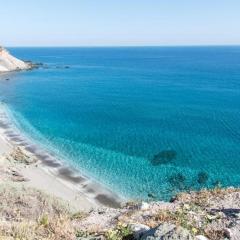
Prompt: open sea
<box><xmin>0</xmin><ymin>47</ymin><xmax>240</xmax><ymax>200</ymax></box>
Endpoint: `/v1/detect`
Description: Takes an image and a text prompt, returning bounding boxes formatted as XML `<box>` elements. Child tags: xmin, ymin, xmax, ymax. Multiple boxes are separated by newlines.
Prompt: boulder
<box><xmin>141</xmin><ymin>223</ymin><xmax>193</xmax><ymax>240</ymax></box>
<box><xmin>139</xmin><ymin>202</ymin><xmax>150</xmax><ymax>211</ymax></box>
<box><xmin>129</xmin><ymin>223</ymin><xmax>150</xmax><ymax>239</ymax></box>
<box><xmin>227</xmin><ymin>225</ymin><xmax>240</xmax><ymax>240</ymax></box>
<box><xmin>224</xmin><ymin>228</ymin><xmax>233</xmax><ymax>239</ymax></box>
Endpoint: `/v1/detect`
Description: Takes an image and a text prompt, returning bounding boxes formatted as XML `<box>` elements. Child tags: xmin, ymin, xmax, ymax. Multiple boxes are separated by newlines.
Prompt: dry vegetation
<box><xmin>0</xmin><ymin>184</ymin><xmax>78</xmax><ymax>239</ymax></box>
<box><xmin>141</xmin><ymin>188</ymin><xmax>240</xmax><ymax>239</ymax></box>
<box><xmin>0</xmin><ymin>184</ymin><xmax>239</xmax><ymax>240</ymax></box>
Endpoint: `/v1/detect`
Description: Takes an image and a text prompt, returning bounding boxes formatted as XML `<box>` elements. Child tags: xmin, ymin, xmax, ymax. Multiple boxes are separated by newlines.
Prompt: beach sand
<box><xmin>0</xmin><ymin>102</ymin><xmax>122</xmax><ymax>211</ymax></box>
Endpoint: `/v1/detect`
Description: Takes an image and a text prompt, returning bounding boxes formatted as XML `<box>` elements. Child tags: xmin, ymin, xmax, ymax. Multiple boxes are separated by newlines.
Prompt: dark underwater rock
<box><xmin>197</xmin><ymin>171</ymin><xmax>209</xmax><ymax>184</ymax></box>
<box><xmin>168</xmin><ymin>173</ymin><xmax>186</xmax><ymax>190</ymax></box>
<box><xmin>151</xmin><ymin>150</ymin><xmax>177</xmax><ymax>166</ymax></box>
<box><xmin>148</xmin><ymin>193</ymin><xmax>157</xmax><ymax>199</ymax></box>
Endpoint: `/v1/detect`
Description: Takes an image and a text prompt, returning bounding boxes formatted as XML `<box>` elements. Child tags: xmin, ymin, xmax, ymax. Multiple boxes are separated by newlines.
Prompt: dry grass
<box><xmin>140</xmin><ymin>187</ymin><xmax>240</xmax><ymax>240</ymax></box>
<box><xmin>0</xmin><ymin>184</ymin><xmax>86</xmax><ymax>240</ymax></box>
<box><xmin>172</xmin><ymin>187</ymin><xmax>240</xmax><ymax>207</ymax></box>
<box><xmin>0</xmin><ymin>216</ymin><xmax>75</xmax><ymax>240</ymax></box>
<box><xmin>151</xmin><ymin>207</ymin><xmax>203</xmax><ymax>235</ymax></box>
<box><xmin>205</xmin><ymin>229</ymin><xmax>226</xmax><ymax>240</ymax></box>
<box><xmin>0</xmin><ymin>183</ymin><xmax>238</xmax><ymax>240</ymax></box>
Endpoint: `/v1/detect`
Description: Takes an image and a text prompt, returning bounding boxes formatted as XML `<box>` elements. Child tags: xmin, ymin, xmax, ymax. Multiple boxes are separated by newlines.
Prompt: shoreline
<box><xmin>0</xmin><ymin>102</ymin><xmax>123</xmax><ymax>211</ymax></box>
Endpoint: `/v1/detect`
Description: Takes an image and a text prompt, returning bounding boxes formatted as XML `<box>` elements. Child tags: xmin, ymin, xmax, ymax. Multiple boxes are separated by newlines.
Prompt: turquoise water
<box><xmin>0</xmin><ymin>47</ymin><xmax>240</xmax><ymax>200</ymax></box>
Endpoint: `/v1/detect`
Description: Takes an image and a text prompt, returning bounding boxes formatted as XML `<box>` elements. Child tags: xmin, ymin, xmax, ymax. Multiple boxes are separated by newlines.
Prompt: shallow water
<box><xmin>0</xmin><ymin>47</ymin><xmax>240</xmax><ymax>200</ymax></box>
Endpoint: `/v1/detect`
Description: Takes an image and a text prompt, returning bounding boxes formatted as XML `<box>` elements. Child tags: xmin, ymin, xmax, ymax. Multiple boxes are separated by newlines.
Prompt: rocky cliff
<box><xmin>0</xmin><ymin>46</ymin><xmax>31</xmax><ymax>72</ymax></box>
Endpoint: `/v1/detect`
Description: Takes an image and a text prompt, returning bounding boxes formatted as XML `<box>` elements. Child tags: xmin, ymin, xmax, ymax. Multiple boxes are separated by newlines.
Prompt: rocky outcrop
<box><xmin>141</xmin><ymin>223</ymin><xmax>194</xmax><ymax>240</ymax></box>
<box><xmin>0</xmin><ymin>46</ymin><xmax>31</xmax><ymax>72</ymax></box>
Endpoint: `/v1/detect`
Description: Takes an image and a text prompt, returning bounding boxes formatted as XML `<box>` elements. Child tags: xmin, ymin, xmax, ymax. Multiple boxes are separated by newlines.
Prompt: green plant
<box><xmin>106</xmin><ymin>223</ymin><xmax>133</xmax><ymax>240</ymax></box>
<box><xmin>39</xmin><ymin>214</ymin><xmax>49</xmax><ymax>227</ymax></box>
<box><xmin>76</xmin><ymin>229</ymin><xmax>89</xmax><ymax>238</ymax></box>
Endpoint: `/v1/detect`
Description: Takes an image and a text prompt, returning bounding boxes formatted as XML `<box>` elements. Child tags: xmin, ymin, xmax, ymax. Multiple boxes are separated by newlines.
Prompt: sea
<box><xmin>0</xmin><ymin>46</ymin><xmax>240</xmax><ymax>201</ymax></box>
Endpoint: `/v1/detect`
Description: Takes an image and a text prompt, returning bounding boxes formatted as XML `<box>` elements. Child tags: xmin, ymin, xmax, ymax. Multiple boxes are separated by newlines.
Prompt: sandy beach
<box><xmin>0</xmin><ymin>102</ymin><xmax>122</xmax><ymax>211</ymax></box>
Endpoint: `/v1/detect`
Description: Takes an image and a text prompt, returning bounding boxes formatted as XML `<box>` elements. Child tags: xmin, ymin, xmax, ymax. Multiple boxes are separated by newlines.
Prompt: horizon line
<box><xmin>6</xmin><ymin>44</ymin><xmax>240</xmax><ymax>48</ymax></box>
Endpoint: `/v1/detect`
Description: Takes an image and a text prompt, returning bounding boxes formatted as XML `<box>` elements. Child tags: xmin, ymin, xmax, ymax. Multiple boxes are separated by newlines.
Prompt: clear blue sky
<box><xmin>1</xmin><ymin>0</ymin><xmax>240</xmax><ymax>46</ymax></box>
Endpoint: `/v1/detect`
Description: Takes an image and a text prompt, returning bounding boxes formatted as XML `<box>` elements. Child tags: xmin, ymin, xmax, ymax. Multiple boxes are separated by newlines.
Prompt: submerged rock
<box><xmin>150</xmin><ymin>150</ymin><xmax>177</xmax><ymax>166</ymax></box>
<box><xmin>197</xmin><ymin>172</ymin><xmax>209</xmax><ymax>185</ymax></box>
<box><xmin>148</xmin><ymin>193</ymin><xmax>157</xmax><ymax>199</ymax></box>
<box><xmin>168</xmin><ymin>172</ymin><xmax>186</xmax><ymax>190</ymax></box>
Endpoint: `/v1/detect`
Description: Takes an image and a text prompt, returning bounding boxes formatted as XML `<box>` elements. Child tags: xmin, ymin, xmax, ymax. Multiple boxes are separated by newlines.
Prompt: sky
<box><xmin>0</xmin><ymin>0</ymin><xmax>240</xmax><ymax>46</ymax></box>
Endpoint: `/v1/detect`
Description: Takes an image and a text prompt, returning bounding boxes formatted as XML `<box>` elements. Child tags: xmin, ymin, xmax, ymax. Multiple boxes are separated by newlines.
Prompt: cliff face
<box><xmin>0</xmin><ymin>47</ymin><xmax>31</xmax><ymax>72</ymax></box>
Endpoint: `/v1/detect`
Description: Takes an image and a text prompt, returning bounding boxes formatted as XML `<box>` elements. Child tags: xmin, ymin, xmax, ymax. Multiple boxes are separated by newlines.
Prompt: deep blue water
<box><xmin>0</xmin><ymin>47</ymin><xmax>240</xmax><ymax>200</ymax></box>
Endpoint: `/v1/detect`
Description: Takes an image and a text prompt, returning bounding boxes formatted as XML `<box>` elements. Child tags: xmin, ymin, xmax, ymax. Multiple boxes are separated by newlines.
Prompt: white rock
<box><xmin>141</xmin><ymin>223</ymin><xmax>194</xmax><ymax>240</ymax></box>
<box><xmin>224</xmin><ymin>228</ymin><xmax>233</xmax><ymax>238</ymax></box>
<box><xmin>139</xmin><ymin>202</ymin><xmax>150</xmax><ymax>210</ymax></box>
<box><xmin>0</xmin><ymin>47</ymin><xmax>31</xmax><ymax>72</ymax></box>
<box><xmin>195</xmin><ymin>235</ymin><xmax>209</xmax><ymax>240</ymax></box>
<box><xmin>129</xmin><ymin>223</ymin><xmax>150</xmax><ymax>239</ymax></box>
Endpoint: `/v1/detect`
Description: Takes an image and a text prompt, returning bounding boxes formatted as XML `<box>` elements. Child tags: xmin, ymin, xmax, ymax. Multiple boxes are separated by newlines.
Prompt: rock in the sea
<box><xmin>129</xmin><ymin>223</ymin><xmax>150</xmax><ymax>239</ymax></box>
<box><xmin>197</xmin><ymin>172</ymin><xmax>209</xmax><ymax>184</ymax></box>
<box><xmin>151</xmin><ymin>150</ymin><xmax>177</xmax><ymax>166</ymax></box>
<box><xmin>168</xmin><ymin>172</ymin><xmax>186</xmax><ymax>190</ymax></box>
<box><xmin>148</xmin><ymin>193</ymin><xmax>156</xmax><ymax>199</ymax></box>
<box><xmin>141</xmin><ymin>223</ymin><xmax>193</xmax><ymax>240</ymax></box>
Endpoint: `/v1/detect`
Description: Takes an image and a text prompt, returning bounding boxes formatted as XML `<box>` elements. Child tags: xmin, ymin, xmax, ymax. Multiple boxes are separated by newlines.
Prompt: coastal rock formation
<box><xmin>0</xmin><ymin>46</ymin><xmax>31</xmax><ymax>72</ymax></box>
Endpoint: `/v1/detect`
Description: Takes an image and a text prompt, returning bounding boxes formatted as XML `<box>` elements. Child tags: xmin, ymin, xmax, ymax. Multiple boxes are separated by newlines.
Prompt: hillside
<box><xmin>0</xmin><ymin>47</ymin><xmax>31</xmax><ymax>72</ymax></box>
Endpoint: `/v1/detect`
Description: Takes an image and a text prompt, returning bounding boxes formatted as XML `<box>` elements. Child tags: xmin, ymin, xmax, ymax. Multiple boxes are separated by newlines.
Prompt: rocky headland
<box><xmin>0</xmin><ymin>46</ymin><xmax>33</xmax><ymax>73</ymax></box>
